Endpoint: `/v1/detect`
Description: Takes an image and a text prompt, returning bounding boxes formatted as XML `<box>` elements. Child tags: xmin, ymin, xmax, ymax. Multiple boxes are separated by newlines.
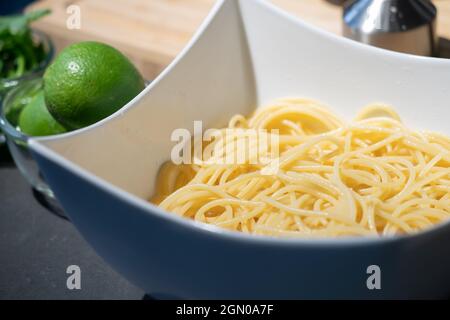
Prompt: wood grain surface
<box><xmin>26</xmin><ymin>0</ymin><xmax>450</xmax><ymax>79</ymax></box>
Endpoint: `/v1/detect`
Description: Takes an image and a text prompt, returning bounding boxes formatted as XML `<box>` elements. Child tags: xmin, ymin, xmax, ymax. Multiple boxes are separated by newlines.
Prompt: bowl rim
<box><xmin>29</xmin><ymin>0</ymin><xmax>450</xmax><ymax>247</ymax></box>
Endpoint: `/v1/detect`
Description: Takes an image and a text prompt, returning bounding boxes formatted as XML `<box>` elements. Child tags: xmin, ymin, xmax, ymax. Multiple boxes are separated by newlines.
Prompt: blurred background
<box><xmin>2</xmin><ymin>0</ymin><xmax>448</xmax><ymax>81</ymax></box>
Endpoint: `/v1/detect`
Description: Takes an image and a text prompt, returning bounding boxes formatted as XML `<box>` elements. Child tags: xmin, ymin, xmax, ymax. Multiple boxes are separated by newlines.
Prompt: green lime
<box><xmin>18</xmin><ymin>90</ymin><xmax>66</xmax><ymax>136</ymax></box>
<box><xmin>4</xmin><ymin>78</ymin><xmax>43</xmax><ymax>127</ymax></box>
<box><xmin>43</xmin><ymin>41</ymin><xmax>145</xmax><ymax>130</ymax></box>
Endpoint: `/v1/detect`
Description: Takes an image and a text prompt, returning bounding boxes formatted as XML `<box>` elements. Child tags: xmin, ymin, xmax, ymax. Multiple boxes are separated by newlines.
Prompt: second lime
<box><xmin>43</xmin><ymin>41</ymin><xmax>145</xmax><ymax>130</ymax></box>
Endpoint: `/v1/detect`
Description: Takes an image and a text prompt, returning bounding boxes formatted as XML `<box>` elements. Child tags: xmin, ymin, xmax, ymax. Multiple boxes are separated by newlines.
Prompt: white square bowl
<box><xmin>29</xmin><ymin>0</ymin><xmax>450</xmax><ymax>299</ymax></box>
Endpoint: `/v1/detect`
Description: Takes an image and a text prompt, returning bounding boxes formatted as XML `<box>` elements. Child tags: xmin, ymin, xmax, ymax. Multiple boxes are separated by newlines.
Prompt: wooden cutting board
<box><xmin>26</xmin><ymin>0</ymin><xmax>450</xmax><ymax>79</ymax></box>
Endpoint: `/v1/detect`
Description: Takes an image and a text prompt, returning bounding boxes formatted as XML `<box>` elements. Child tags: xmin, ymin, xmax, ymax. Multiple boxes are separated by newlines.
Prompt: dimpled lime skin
<box><xmin>18</xmin><ymin>91</ymin><xmax>67</xmax><ymax>136</ymax></box>
<box><xmin>43</xmin><ymin>41</ymin><xmax>145</xmax><ymax>129</ymax></box>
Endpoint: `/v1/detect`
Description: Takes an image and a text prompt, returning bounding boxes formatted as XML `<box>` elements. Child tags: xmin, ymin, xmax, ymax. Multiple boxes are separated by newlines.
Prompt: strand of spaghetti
<box><xmin>332</xmin><ymin>154</ymin><xmax>358</xmax><ymax>221</ymax></box>
<box><xmin>349</xmin><ymin>132</ymin><xmax>405</xmax><ymax>155</ymax></box>
<box><xmin>195</xmin><ymin>198</ymin><xmax>264</xmax><ymax>222</ymax></box>
<box><xmin>269</xmin><ymin>184</ymin><xmax>338</xmax><ymax>205</ymax></box>
<box><xmin>389</xmin><ymin>169</ymin><xmax>450</xmax><ymax>204</ymax></box>
<box><xmin>260</xmin><ymin>196</ymin><xmax>362</xmax><ymax>228</ymax></box>
<box><xmin>215</xmin><ymin>205</ymin><xmax>266</xmax><ymax>227</ymax></box>
<box><xmin>270</xmin><ymin>135</ymin><xmax>342</xmax><ymax>170</ymax></box>
<box><xmin>418</xmin><ymin>152</ymin><xmax>445</xmax><ymax>178</ymax></box>
<box><xmin>403</xmin><ymin>136</ymin><xmax>450</xmax><ymax>163</ymax></box>
<box><xmin>277</xmin><ymin>171</ymin><xmax>342</xmax><ymax>196</ymax></box>
<box><xmin>159</xmin><ymin>184</ymin><xmax>235</xmax><ymax>209</ymax></box>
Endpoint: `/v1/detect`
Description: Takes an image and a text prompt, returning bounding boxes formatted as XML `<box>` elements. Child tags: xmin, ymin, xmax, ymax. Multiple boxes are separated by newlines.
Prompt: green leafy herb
<box><xmin>0</xmin><ymin>9</ymin><xmax>51</xmax><ymax>80</ymax></box>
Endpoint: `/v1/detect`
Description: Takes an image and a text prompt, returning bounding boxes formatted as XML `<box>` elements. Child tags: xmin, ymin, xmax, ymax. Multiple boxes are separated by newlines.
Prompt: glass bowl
<box><xmin>0</xmin><ymin>30</ymin><xmax>54</xmax><ymax>97</ymax></box>
<box><xmin>0</xmin><ymin>77</ymin><xmax>149</xmax><ymax>218</ymax></box>
<box><xmin>0</xmin><ymin>78</ymin><xmax>55</xmax><ymax>198</ymax></box>
<box><xmin>0</xmin><ymin>30</ymin><xmax>54</xmax><ymax>145</ymax></box>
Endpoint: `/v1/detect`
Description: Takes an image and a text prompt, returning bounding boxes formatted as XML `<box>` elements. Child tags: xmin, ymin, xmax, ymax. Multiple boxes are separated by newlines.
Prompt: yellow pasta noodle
<box><xmin>152</xmin><ymin>98</ymin><xmax>450</xmax><ymax>238</ymax></box>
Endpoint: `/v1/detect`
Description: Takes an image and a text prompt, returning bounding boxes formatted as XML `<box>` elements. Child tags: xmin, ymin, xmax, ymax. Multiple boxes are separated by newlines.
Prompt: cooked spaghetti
<box><xmin>152</xmin><ymin>98</ymin><xmax>450</xmax><ymax>237</ymax></box>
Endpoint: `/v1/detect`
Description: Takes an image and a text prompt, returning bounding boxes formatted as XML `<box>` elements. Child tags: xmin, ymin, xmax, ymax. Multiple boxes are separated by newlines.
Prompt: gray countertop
<box><xmin>0</xmin><ymin>148</ymin><xmax>144</xmax><ymax>299</ymax></box>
